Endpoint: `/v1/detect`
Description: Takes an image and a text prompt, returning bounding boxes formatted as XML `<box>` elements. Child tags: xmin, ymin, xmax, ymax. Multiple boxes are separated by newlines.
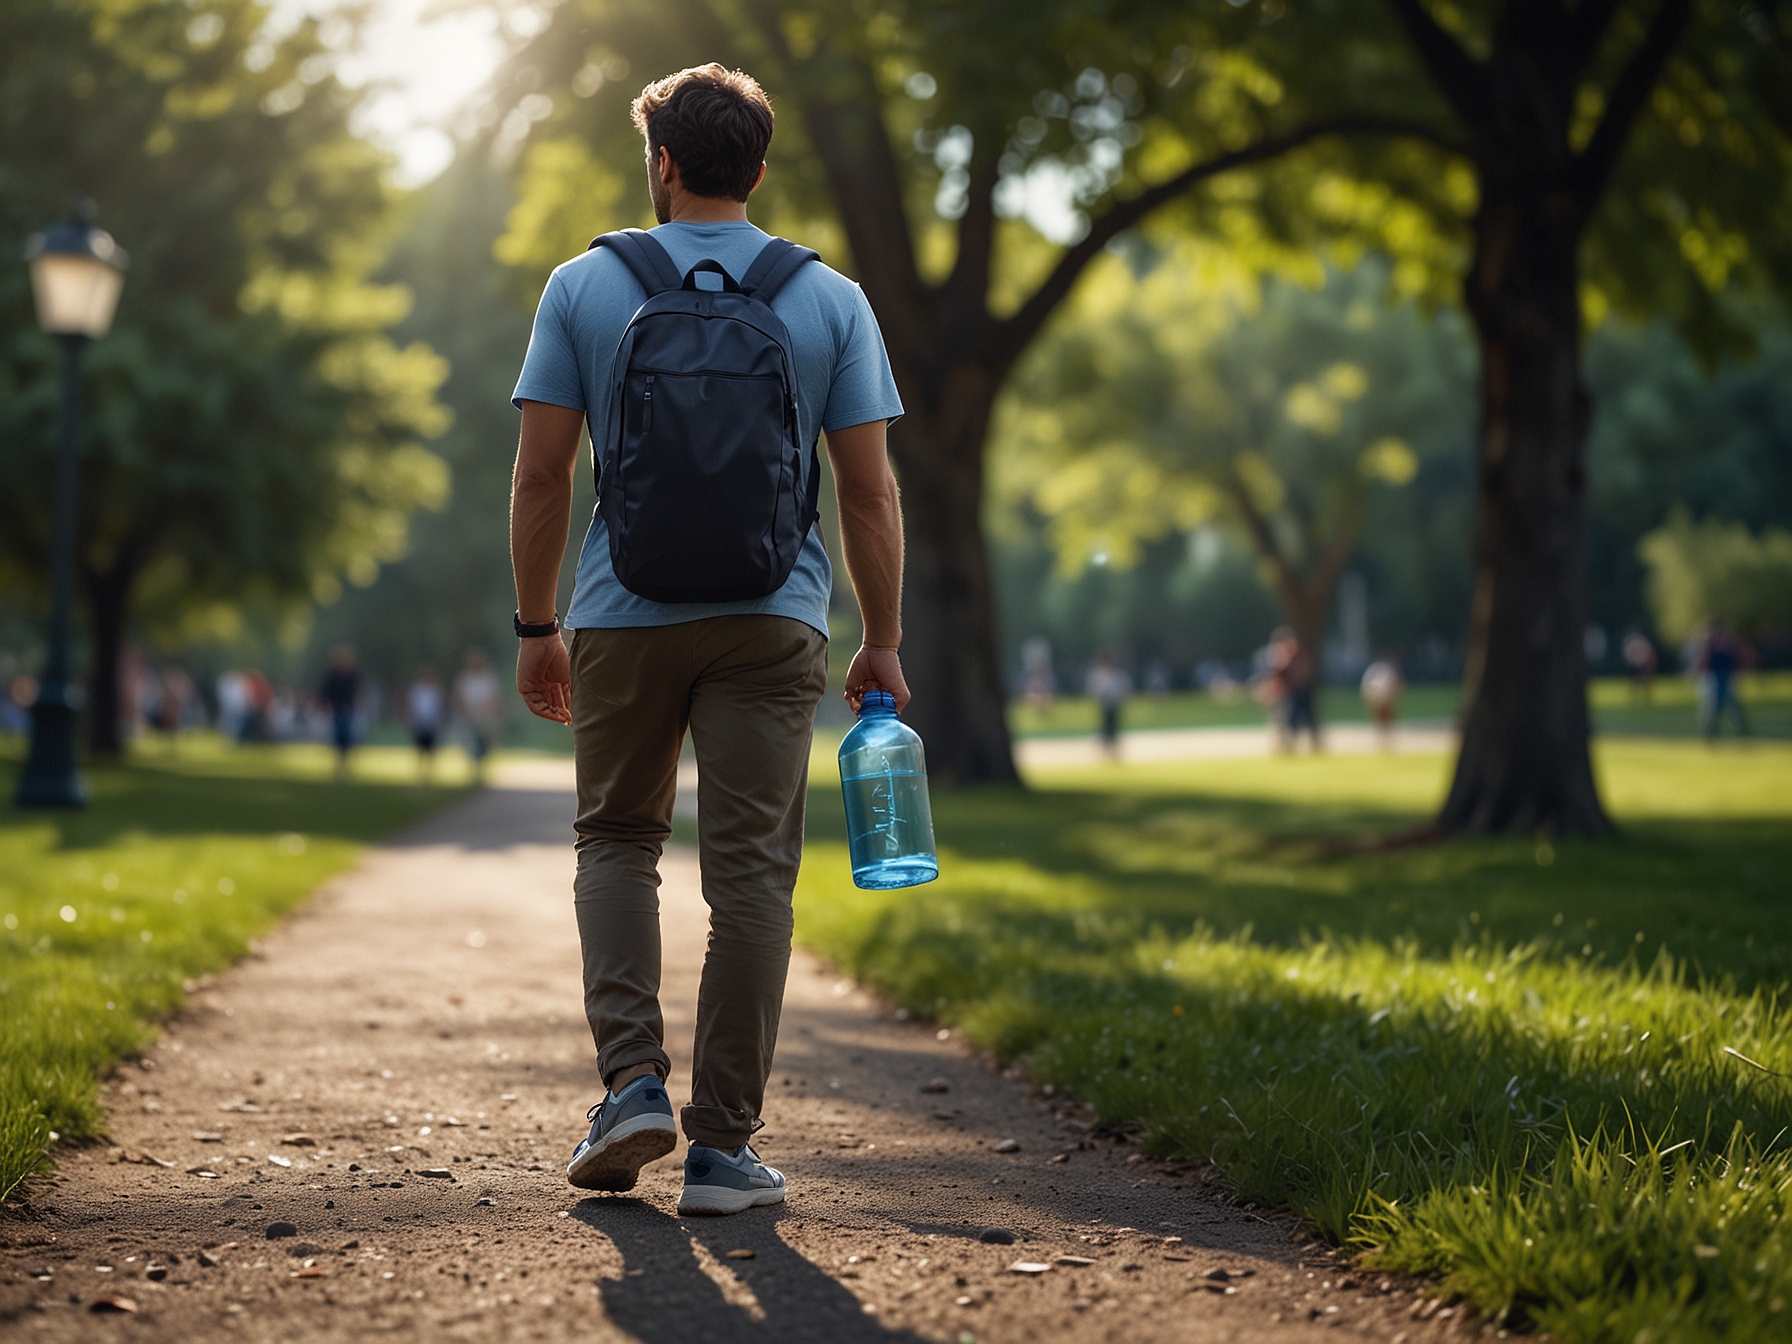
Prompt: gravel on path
<box><xmin>0</xmin><ymin>761</ymin><xmax>1458</xmax><ymax>1342</ymax></box>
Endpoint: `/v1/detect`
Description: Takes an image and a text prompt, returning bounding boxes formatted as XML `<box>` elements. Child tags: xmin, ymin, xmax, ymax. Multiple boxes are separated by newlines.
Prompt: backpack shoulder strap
<box><xmin>740</xmin><ymin>237</ymin><xmax>819</xmax><ymax>304</ymax></box>
<box><xmin>589</xmin><ymin>228</ymin><xmax>683</xmax><ymax>296</ymax></box>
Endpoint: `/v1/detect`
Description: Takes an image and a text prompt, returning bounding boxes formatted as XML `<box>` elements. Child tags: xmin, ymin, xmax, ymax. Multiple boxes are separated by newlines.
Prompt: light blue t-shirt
<box><xmin>511</xmin><ymin>220</ymin><xmax>904</xmax><ymax>636</ymax></box>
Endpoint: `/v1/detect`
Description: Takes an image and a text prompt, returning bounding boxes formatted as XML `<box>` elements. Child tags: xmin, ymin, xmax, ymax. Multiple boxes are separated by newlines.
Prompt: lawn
<box><xmin>796</xmin><ymin>739</ymin><xmax>1792</xmax><ymax>1342</ymax></box>
<box><xmin>0</xmin><ymin>736</ymin><xmax>470</xmax><ymax>1200</ymax></box>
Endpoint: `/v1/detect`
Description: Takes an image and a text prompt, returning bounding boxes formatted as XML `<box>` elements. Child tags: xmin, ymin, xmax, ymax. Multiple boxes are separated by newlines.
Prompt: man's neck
<box><xmin>667</xmin><ymin>195</ymin><xmax>750</xmax><ymax>224</ymax></box>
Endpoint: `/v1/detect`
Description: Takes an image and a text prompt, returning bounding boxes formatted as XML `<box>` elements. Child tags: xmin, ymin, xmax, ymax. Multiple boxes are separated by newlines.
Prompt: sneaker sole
<box><xmin>566</xmin><ymin>1114</ymin><xmax>678</xmax><ymax>1192</ymax></box>
<box><xmin>676</xmin><ymin>1182</ymin><xmax>787</xmax><ymax>1216</ymax></box>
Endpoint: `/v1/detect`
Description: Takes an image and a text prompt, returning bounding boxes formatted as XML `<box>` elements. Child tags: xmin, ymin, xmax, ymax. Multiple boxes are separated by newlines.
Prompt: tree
<box><xmin>0</xmin><ymin>0</ymin><xmax>449</xmax><ymax>756</ymax></box>
<box><xmin>495</xmin><ymin>0</ymin><xmax>1790</xmax><ymax>807</ymax></box>
<box><xmin>1207</xmin><ymin>0</ymin><xmax>1792</xmax><ymax>831</ymax></box>
<box><xmin>491</xmin><ymin>0</ymin><xmax>1447</xmax><ymax>783</ymax></box>
<box><xmin>997</xmin><ymin>252</ymin><xmax>1469</xmax><ymax>716</ymax></box>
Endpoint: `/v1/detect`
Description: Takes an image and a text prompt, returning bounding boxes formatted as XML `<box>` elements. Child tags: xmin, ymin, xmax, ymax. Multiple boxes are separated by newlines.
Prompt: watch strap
<box><xmin>514</xmin><ymin>610</ymin><xmax>560</xmax><ymax>638</ymax></box>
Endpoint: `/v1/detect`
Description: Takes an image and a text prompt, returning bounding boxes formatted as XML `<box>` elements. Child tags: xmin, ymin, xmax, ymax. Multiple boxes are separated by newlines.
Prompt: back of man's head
<box><xmin>631</xmin><ymin>63</ymin><xmax>774</xmax><ymax>201</ymax></box>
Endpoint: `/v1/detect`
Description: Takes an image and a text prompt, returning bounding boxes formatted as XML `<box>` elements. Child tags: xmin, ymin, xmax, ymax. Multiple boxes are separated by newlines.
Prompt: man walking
<box><xmin>507</xmin><ymin>64</ymin><xmax>907</xmax><ymax>1215</ymax></box>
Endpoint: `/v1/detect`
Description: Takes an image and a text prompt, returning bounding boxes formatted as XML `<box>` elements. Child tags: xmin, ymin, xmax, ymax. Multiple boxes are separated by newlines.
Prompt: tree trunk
<box><xmin>886</xmin><ymin>365</ymin><xmax>1020</xmax><ymax>786</ymax></box>
<box><xmin>84</xmin><ymin>560</ymin><xmax>134</xmax><ymax>762</ymax></box>
<box><xmin>1438</xmin><ymin>177</ymin><xmax>1609</xmax><ymax>835</ymax></box>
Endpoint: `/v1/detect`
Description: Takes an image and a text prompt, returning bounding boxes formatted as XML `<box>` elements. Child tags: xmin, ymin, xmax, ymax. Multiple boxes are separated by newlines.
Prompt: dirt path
<box><xmin>1</xmin><ymin>762</ymin><xmax>1454</xmax><ymax>1342</ymax></box>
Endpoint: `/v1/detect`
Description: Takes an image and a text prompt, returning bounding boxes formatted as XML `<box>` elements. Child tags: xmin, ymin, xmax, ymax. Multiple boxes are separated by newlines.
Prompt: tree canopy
<box><xmin>0</xmin><ymin>0</ymin><xmax>450</xmax><ymax>751</ymax></box>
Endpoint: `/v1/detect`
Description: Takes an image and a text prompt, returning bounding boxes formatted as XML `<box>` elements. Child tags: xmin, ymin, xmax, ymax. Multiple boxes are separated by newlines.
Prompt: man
<box><xmin>508</xmin><ymin>64</ymin><xmax>908</xmax><ymax>1216</ymax></box>
<box><xmin>454</xmin><ymin>649</ymin><xmax>503</xmax><ymax>779</ymax></box>
<box><xmin>319</xmin><ymin>645</ymin><xmax>359</xmax><ymax>778</ymax></box>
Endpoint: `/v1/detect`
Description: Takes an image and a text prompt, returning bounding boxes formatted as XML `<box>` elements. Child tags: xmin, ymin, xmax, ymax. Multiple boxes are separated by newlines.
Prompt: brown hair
<box><xmin>631</xmin><ymin>64</ymin><xmax>774</xmax><ymax>202</ymax></box>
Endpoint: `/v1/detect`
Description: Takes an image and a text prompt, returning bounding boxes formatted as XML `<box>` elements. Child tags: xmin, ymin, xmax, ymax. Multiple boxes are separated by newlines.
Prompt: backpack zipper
<box><xmin>642</xmin><ymin>375</ymin><xmax>654</xmax><ymax>432</ymax></box>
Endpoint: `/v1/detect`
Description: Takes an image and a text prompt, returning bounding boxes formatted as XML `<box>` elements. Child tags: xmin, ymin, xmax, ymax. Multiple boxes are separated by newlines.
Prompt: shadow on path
<box><xmin>572</xmin><ymin>1199</ymin><xmax>927</xmax><ymax>1344</ymax></box>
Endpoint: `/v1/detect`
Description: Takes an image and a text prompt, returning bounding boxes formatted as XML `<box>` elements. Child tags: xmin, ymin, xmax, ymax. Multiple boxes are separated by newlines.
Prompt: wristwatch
<box><xmin>514</xmin><ymin>610</ymin><xmax>561</xmax><ymax>638</ymax></box>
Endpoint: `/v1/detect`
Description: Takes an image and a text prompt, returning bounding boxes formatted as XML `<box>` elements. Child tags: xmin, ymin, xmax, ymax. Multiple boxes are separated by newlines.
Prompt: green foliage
<box><xmin>0</xmin><ymin>0</ymin><xmax>449</xmax><ymax>648</ymax></box>
<box><xmin>0</xmin><ymin>738</ymin><xmax>468</xmax><ymax>1200</ymax></box>
<box><xmin>994</xmin><ymin>253</ymin><xmax>1467</xmax><ymax>581</ymax></box>
<box><xmin>797</xmin><ymin>741</ymin><xmax>1792</xmax><ymax>1340</ymax></box>
<box><xmin>1641</xmin><ymin>510</ymin><xmax>1792</xmax><ymax>644</ymax></box>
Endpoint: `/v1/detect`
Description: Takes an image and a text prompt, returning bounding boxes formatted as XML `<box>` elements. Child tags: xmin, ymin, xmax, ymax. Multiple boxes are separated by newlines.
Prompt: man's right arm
<box><xmin>825</xmin><ymin>418</ymin><xmax>910</xmax><ymax>712</ymax></box>
<box><xmin>510</xmin><ymin>400</ymin><xmax>586</xmax><ymax>724</ymax></box>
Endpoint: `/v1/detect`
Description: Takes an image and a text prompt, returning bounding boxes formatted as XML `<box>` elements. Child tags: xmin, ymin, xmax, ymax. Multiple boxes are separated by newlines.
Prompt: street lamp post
<box><xmin>14</xmin><ymin>204</ymin><xmax>127</xmax><ymax>809</ymax></box>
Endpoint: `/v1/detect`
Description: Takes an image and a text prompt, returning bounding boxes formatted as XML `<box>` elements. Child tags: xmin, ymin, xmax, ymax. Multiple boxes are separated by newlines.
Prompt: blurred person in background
<box><xmin>406</xmin><ymin>667</ymin><xmax>446</xmax><ymax>780</ymax></box>
<box><xmin>1691</xmin><ymin>619</ymin><xmax>1750</xmax><ymax>741</ymax></box>
<box><xmin>240</xmin><ymin>669</ymin><xmax>275</xmax><ymax>743</ymax></box>
<box><xmin>1262</xmin><ymin>627</ymin><xmax>1321</xmax><ymax>753</ymax></box>
<box><xmin>455</xmin><ymin>649</ymin><xmax>504</xmax><ymax>780</ymax></box>
<box><xmin>153</xmin><ymin>665</ymin><xmax>194</xmax><ymax>752</ymax></box>
<box><xmin>123</xmin><ymin>648</ymin><xmax>155</xmax><ymax>741</ymax></box>
<box><xmin>320</xmin><ymin>645</ymin><xmax>361</xmax><ymax>778</ymax></box>
<box><xmin>1622</xmin><ymin>630</ymin><xmax>1658</xmax><ymax>705</ymax></box>
<box><xmin>3</xmin><ymin>674</ymin><xmax>36</xmax><ymax>736</ymax></box>
<box><xmin>1360</xmin><ymin>654</ymin><xmax>1403</xmax><ymax>751</ymax></box>
<box><xmin>1086</xmin><ymin>650</ymin><xmax>1131</xmax><ymax>761</ymax></box>
<box><xmin>217</xmin><ymin>669</ymin><xmax>249</xmax><ymax>742</ymax></box>
<box><xmin>1019</xmin><ymin>635</ymin><xmax>1056</xmax><ymax>711</ymax></box>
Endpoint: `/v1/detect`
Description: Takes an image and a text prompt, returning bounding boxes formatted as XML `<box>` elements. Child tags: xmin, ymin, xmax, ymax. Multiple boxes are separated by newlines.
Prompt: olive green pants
<box><xmin>569</xmin><ymin>615</ymin><xmax>828</xmax><ymax>1150</ymax></box>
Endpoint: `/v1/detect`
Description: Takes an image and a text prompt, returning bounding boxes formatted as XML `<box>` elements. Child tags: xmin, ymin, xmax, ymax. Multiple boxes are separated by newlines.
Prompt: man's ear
<box><xmin>750</xmin><ymin>161</ymin><xmax>767</xmax><ymax>195</ymax></box>
<box><xmin>657</xmin><ymin>144</ymin><xmax>678</xmax><ymax>187</ymax></box>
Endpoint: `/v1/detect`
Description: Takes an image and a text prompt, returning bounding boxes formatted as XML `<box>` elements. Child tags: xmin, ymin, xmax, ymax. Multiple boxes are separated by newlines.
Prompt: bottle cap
<box><xmin>860</xmin><ymin>689</ymin><xmax>896</xmax><ymax>715</ymax></box>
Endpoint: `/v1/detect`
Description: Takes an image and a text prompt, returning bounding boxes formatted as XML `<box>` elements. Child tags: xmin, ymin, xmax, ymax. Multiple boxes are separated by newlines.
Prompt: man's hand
<box><xmin>517</xmin><ymin>634</ymin><xmax>572</xmax><ymax>724</ymax></box>
<box><xmin>844</xmin><ymin>645</ymin><xmax>909</xmax><ymax>714</ymax></box>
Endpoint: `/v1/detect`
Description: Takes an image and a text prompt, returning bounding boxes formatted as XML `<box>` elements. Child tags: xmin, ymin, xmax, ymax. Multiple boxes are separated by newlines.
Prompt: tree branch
<box><xmin>944</xmin><ymin>150</ymin><xmax>1002</xmax><ymax>330</ymax></box>
<box><xmin>1574</xmin><ymin>0</ymin><xmax>1693</xmax><ymax>209</ymax></box>
<box><xmin>1223</xmin><ymin>469</ymin><xmax>1295</xmax><ymax>594</ymax></box>
<box><xmin>1383</xmin><ymin>0</ymin><xmax>1493</xmax><ymax>129</ymax></box>
<box><xmin>1564</xmin><ymin>0</ymin><xmax>1626</xmax><ymax>73</ymax></box>
<box><xmin>993</xmin><ymin>116</ymin><xmax>1462</xmax><ymax>371</ymax></box>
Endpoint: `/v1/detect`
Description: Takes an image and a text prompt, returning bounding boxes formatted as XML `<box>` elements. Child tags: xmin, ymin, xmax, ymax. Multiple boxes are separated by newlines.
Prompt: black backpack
<box><xmin>588</xmin><ymin>228</ymin><xmax>819</xmax><ymax>603</ymax></box>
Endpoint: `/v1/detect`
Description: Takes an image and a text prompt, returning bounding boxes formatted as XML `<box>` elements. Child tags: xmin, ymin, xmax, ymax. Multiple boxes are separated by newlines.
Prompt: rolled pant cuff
<box><xmin>681</xmin><ymin>1103</ymin><xmax>757</xmax><ymax>1151</ymax></box>
<box><xmin>598</xmin><ymin>1045</ymin><xmax>671</xmax><ymax>1090</ymax></box>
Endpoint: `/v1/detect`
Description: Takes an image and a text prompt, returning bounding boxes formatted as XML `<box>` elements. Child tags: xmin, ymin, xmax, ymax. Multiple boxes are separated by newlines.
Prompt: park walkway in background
<box><xmin>1013</xmin><ymin>723</ymin><xmax>1455</xmax><ymax>769</ymax></box>
<box><xmin>0</xmin><ymin>761</ymin><xmax>1452</xmax><ymax>1342</ymax></box>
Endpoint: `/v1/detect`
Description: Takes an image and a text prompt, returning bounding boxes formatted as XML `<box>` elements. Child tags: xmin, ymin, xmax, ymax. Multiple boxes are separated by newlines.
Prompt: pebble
<box><xmin>89</xmin><ymin>1296</ymin><xmax>138</xmax><ymax>1313</ymax></box>
<box><xmin>267</xmin><ymin>1155</ymin><xmax>292</xmax><ymax>1168</ymax></box>
<box><xmin>193</xmin><ymin>1132</ymin><xmax>223</xmax><ymax>1143</ymax></box>
<box><xmin>920</xmin><ymin>1078</ymin><xmax>951</xmax><ymax>1093</ymax></box>
<box><xmin>266</xmin><ymin>1223</ymin><xmax>299</xmax><ymax>1240</ymax></box>
<box><xmin>144</xmin><ymin>1265</ymin><xmax>167</xmax><ymax>1282</ymax></box>
<box><xmin>476</xmin><ymin>1197</ymin><xmax>496</xmax><ymax>1206</ymax></box>
<box><xmin>976</xmin><ymin>1228</ymin><xmax>1017</xmax><ymax>1245</ymax></box>
<box><xmin>186</xmin><ymin>1167</ymin><xmax>220</xmax><ymax>1179</ymax></box>
<box><xmin>280</xmin><ymin>1133</ymin><xmax>316</xmax><ymax>1147</ymax></box>
<box><xmin>416</xmin><ymin>1168</ymin><xmax>455</xmax><ymax>1180</ymax></box>
<box><xmin>1009</xmin><ymin>1261</ymin><xmax>1052</xmax><ymax>1275</ymax></box>
<box><xmin>725</xmin><ymin>1249</ymin><xmax>756</xmax><ymax>1260</ymax></box>
<box><xmin>994</xmin><ymin>1138</ymin><xmax>1021</xmax><ymax>1154</ymax></box>
<box><xmin>197</xmin><ymin>1251</ymin><xmax>220</xmax><ymax>1268</ymax></box>
<box><xmin>1053</xmin><ymin>1255</ymin><xmax>1096</xmax><ymax>1267</ymax></box>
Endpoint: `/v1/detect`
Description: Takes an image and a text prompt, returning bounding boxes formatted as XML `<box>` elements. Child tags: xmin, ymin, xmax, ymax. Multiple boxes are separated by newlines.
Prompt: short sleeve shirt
<box><xmin>511</xmin><ymin>220</ymin><xmax>904</xmax><ymax>636</ymax></box>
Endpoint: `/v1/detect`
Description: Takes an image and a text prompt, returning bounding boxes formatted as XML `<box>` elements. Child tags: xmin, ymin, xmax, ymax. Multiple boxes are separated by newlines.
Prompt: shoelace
<box><xmin>586</xmin><ymin>1100</ymin><xmax>605</xmax><ymax>1124</ymax></box>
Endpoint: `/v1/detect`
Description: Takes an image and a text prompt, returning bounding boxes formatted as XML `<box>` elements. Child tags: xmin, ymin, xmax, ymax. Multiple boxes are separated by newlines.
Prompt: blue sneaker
<box><xmin>567</xmin><ymin>1075</ymin><xmax>677</xmax><ymax>1192</ymax></box>
<box><xmin>676</xmin><ymin>1142</ymin><xmax>787</xmax><ymax>1215</ymax></box>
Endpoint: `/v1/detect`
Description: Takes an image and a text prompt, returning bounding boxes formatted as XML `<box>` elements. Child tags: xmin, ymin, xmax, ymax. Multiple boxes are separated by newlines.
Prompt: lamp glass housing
<box><xmin>27</xmin><ymin>230</ymin><xmax>127</xmax><ymax>338</ymax></box>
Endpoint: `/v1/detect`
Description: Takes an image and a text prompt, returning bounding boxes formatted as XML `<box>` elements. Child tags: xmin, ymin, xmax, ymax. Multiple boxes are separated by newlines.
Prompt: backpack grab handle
<box><xmin>680</xmin><ymin>259</ymin><xmax>741</xmax><ymax>292</ymax></box>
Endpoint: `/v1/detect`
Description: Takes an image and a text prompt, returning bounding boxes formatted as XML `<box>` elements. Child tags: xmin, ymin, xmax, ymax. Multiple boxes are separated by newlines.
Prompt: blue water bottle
<box><xmin>838</xmin><ymin>690</ymin><xmax>939</xmax><ymax>889</ymax></box>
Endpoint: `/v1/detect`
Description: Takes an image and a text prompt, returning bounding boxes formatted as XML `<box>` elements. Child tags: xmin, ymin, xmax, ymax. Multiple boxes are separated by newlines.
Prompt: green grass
<box><xmin>0</xmin><ymin>735</ymin><xmax>470</xmax><ymax>1200</ymax></box>
<box><xmin>795</xmin><ymin>739</ymin><xmax>1792</xmax><ymax>1342</ymax></box>
<box><xmin>1011</xmin><ymin>672</ymin><xmax>1792</xmax><ymax>740</ymax></box>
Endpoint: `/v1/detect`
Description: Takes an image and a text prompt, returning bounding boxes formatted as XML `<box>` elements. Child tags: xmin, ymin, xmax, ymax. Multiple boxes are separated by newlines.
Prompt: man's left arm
<box><xmin>510</xmin><ymin>400</ymin><xmax>586</xmax><ymax>724</ymax></box>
